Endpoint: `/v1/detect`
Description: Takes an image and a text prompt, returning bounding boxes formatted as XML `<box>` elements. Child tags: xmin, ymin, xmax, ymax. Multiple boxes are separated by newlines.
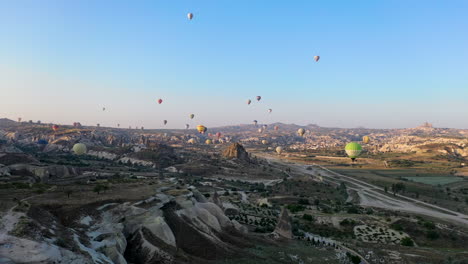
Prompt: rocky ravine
<box><xmin>0</xmin><ymin>185</ymin><xmax>249</xmax><ymax>264</ymax></box>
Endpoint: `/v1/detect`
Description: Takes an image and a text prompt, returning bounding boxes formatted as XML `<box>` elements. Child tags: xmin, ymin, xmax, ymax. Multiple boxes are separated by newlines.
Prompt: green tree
<box><xmin>93</xmin><ymin>184</ymin><xmax>109</xmax><ymax>195</ymax></box>
<box><xmin>401</xmin><ymin>237</ymin><xmax>414</xmax><ymax>247</ymax></box>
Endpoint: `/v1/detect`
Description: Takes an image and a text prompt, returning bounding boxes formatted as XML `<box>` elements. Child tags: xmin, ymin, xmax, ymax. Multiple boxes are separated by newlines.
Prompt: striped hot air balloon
<box><xmin>345</xmin><ymin>142</ymin><xmax>362</xmax><ymax>162</ymax></box>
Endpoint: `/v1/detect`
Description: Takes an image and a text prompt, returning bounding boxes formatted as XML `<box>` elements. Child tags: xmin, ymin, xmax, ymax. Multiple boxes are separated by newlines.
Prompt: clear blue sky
<box><xmin>0</xmin><ymin>0</ymin><xmax>467</xmax><ymax>129</ymax></box>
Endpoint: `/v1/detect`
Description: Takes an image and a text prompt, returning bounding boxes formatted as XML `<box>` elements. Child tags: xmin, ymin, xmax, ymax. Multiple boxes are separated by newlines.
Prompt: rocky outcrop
<box><xmin>273</xmin><ymin>207</ymin><xmax>292</xmax><ymax>239</ymax></box>
<box><xmin>1</xmin><ymin>164</ymin><xmax>80</xmax><ymax>183</ymax></box>
<box><xmin>0</xmin><ymin>153</ymin><xmax>37</xmax><ymax>166</ymax></box>
<box><xmin>222</xmin><ymin>143</ymin><xmax>250</xmax><ymax>162</ymax></box>
<box><xmin>0</xmin><ymin>186</ymin><xmax>250</xmax><ymax>264</ymax></box>
<box><xmin>88</xmin><ymin>150</ymin><xmax>119</xmax><ymax>160</ymax></box>
<box><xmin>118</xmin><ymin>157</ymin><xmax>154</xmax><ymax>167</ymax></box>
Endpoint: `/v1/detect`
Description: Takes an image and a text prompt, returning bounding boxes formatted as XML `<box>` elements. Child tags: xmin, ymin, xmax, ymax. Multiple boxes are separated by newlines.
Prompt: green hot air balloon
<box><xmin>73</xmin><ymin>143</ymin><xmax>87</xmax><ymax>155</ymax></box>
<box><xmin>345</xmin><ymin>142</ymin><xmax>362</xmax><ymax>162</ymax></box>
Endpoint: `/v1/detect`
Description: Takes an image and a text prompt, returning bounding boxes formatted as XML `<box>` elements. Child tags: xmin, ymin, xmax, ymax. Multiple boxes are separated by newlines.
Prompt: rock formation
<box><xmin>222</xmin><ymin>143</ymin><xmax>250</xmax><ymax>162</ymax></box>
<box><xmin>273</xmin><ymin>207</ymin><xmax>293</xmax><ymax>239</ymax></box>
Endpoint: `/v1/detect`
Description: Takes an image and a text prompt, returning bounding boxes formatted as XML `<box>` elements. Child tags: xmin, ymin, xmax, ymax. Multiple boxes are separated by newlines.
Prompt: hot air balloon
<box><xmin>216</xmin><ymin>132</ymin><xmax>221</xmax><ymax>139</ymax></box>
<box><xmin>362</xmin><ymin>136</ymin><xmax>370</xmax><ymax>144</ymax></box>
<box><xmin>157</xmin><ymin>99</ymin><xmax>163</xmax><ymax>104</ymax></box>
<box><xmin>17</xmin><ymin>118</ymin><xmax>21</xmax><ymax>122</ymax></box>
<box><xmin>97</xmin><ymin>123</ymin><xmax>100</xmax><ymax>127</ymax></box>
<box><xmin>52</xmin><ymin>125</ymin><xmax>59</xmax><ymax>132</ymax></box>
<box><xmin>208</xmin><ymin>133</ymin><xmax>213</xmax><ymax>137</ymax></box>
<box><xmin>256</xmin><ymin>96</ymin><xmax>261</xmax><ymax>101</ymax></box>
<box><xmin>274</xmin><ymin>125</ymin><xmax>279</xmax><ymax>131</ymax></box>
<box><xmin>103</xmin><ymin>107</ymin><xmax>106</xmax><ymax>111</ymax></box>
<box><xmin>163</xmin><ymin>120</ymin><xmax>167</xmax><ymax>125</ymax></box>
<box><xmin>258</xmin><ymin>128</ymin><xmax>263</xmax><ymax>133</ymax></box>
<box><xmin>268</xmin><ymin>109</ymin><xmax>272</xmax><ymax>113</ymax></box>
<box><xmin>247</xmin><ymin>99</ymin><xmax>252</xmax><ymax>105</ymax></box>
<box><xmin>117</xmin><ymin>124</ymin><xmax>120</xmax><ymax>128</ymax></box>
<box><xmin>197</xmin><ymin>125</ymin><xmax>207</xmax><ymax>134</ymax></box>
<box><xmin>72</xmin><ymin>143</ymin><xmax>87</xmax><ymax>155</ymax></box>
<box><xmin>253</xmin><ymin>120</ymin><xmax>258</xmax><ymax>126</ymax></box>
<box><xmin>262</xmin><ymin>124</ymin><xmax>267</xmax><ymax>130</ymax></box>
<box><xmin>261</xmin><ymin>140</ymin><xmax>268</xmax><ymax>145</ymax></box>
<box><xmin>187</xmin><ymin>13</ymin><xmax>193</xmax><ymax>20</ymax></box>
<box><xmin>345</xmin><ymin>142</ymin><xmax>362</xmax><ymax>162</ymax></box>
<box><xmin>185</xmin><ymin>124</ymin><xmax>190</xmax><ymax>129</ymax></box>
<box><xmin>297</xmin><ymin>128</ymin><xmax>305</xmax><ymax>137</ymax></box>
<box><xmin>276</xmin><ymin>146</ymin><xmax>283</xmax><ymax>155</ymax></box>
<box><xmin>188</xmin><ymin>138</ymin><xmax>196</xmax><ymax>144</ymax></box>
<box><xmin>189</xmin><ymin>114</ymin><xmax>195</xmax><ymax>119</ymax></box>
<box><xmin>314</xmin><ymin>55</ymin><xmax>320</xmax><ymax>62</ymax></box>
<box><xmin>205</xmin><ymin>139</ymin><xmax>213</xmax><ymax>145</ymax></box>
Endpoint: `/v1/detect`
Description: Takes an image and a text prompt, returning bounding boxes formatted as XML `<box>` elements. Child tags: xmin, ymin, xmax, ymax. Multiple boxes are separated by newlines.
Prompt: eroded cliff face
<box><xmin>222</xmin><ymin>143</ymin><xmax>250</xmax><ymax>163</ymax></box>
<box><xmin>0</xmin><ymin>185</ymin><xmax>249</xmax><ymax>264</ymax></box>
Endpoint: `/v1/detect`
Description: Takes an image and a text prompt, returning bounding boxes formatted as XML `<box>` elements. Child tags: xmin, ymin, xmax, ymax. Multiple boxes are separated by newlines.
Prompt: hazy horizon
<box><xmin>1</xmin><ymin>1</ymin><xmax>467</xmax><ymax>129</ymax></box>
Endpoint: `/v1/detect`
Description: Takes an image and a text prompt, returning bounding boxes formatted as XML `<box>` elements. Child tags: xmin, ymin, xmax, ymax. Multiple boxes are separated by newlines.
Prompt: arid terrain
<box><xmin>1</xmin><ymin>119</ymin><xmax>468</xmax><ymax>264</ymax></box>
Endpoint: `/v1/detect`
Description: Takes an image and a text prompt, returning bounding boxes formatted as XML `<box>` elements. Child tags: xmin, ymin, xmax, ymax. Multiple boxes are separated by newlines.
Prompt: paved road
<box><xmin>258</xmin><ymin>154</ymin><xmax>468</xmax><ymax>227</ymax></box>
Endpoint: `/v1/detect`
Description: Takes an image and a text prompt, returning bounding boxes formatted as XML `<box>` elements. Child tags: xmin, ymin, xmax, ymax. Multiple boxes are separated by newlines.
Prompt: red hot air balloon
<box><xmin>157</xmin><ymin>99</ymin><xmax>163</xmax><ymax>104</ymax></box>
<box><xmin>256</xmin><ymin>96</ymin><xmax>261</xmax><ymax>101</ymax></box>
<box><xmin>274</xmin><ymin>125</ymin><xmax>279</xmax><ymax>131</ymax></box>
<box><xmin>247</xmin><ymin>99</ymin><xmax>251</xmax><ymax>105</ymax></box>
<box><xmin>52</xmin><ymin>125</ymin><xmax>59</xmax><ymax>132</ymax></box>
<box><xmin>216</xmin><ymin>132</ymin><xmax>222</xmax><ymax>139</ymax></box>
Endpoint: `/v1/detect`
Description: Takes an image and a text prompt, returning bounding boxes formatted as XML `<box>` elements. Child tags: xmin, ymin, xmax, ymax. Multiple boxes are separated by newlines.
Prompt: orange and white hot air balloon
<box><xmin>314</xmin><ymin>55</ymin><xmax>320</xmax><ymax>62</ymax></box>
<box><xmin>187</xmin><ymin>13</ymin><xmax>193</xmax><ymax>20</ymax></box>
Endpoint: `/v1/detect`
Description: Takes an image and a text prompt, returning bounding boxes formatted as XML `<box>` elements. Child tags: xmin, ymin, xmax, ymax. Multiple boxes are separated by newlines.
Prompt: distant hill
<box><xmin>0</xmin><ymin>118</ymin><xmax>16</xmax><ymax>128</ymax></box>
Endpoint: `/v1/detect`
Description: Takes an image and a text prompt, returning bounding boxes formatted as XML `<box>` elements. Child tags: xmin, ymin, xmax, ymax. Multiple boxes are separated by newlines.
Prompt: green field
<box><xmin>403</xmin><ymin>176</ymin><xmax>464</xmax><ymax>186</ymax></box>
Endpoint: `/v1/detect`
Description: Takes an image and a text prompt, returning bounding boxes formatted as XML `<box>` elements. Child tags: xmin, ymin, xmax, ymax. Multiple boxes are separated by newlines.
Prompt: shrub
<box><xmin>426</xmin><ymin>230</ymin><xmax>439</xmax><ymax>240</ymax></box>
<box><xmin>303</xmin><ymin>214</ymin><xmax>314</xmax><ymax>221</ymax></box>
<box><xmin>401</xmin><ymin>237</ymin><xmax>414</xmax><ymax>247</ymax></box>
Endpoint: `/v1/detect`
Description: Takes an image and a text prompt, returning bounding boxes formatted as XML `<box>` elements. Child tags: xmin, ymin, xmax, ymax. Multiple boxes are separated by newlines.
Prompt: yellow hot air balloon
<box><xmin>189</xmin><ymin>114</ymin><xmax>195</xmax><ymax>119</ymax></box>
<box><xmin>72</xmin><ymin>143</ymin><xmax>87</xmax><ymax>155</ymax></box>
<box><xmin>362</xmin><ymin>136</ymin><xmax>370</xmax><ymax>144</ymax></box>
<box><xmin>205</xmin><ymin>139</ymin><xmax>213</xmax><ymax>145</ymax></box>
<box><xmin>188</xmin><ymin>138</ymin><xmax>196</xmax><ymax>144</ymax></box>
<box><xmin>276</xmin><ymin>146</ymin><xmax>283</xmax><ymax>155</ymax></box>
<box><xmin>196</xmin><ymin>125</ymin><xmax>207</xmax><ymax>134</ymax></box>
<box><xmin>261</xmin><ymin>140</ymin><xmax>268</xmax><ymax>145</ymax></box>
<box><xmin>297</xmin><ymin>128</ymin><xmax>305</xmax><ymax>137</ymax></box>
